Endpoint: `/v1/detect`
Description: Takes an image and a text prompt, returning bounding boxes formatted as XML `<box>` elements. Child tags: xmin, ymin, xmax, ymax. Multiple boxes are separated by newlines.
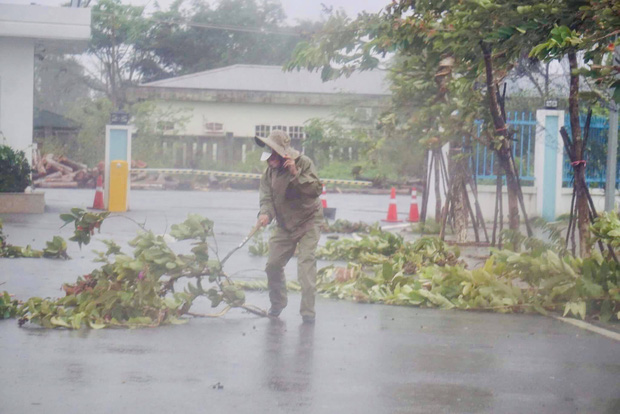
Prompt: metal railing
<box><xmin>470</xmin><ymin>112</ymin><xmax>537</xmax><ymax>185</ymax></box>
<box><xmin>562</xmin><ymin>114</ymin><xmax>620</xmax><ymax>189</ymax></box>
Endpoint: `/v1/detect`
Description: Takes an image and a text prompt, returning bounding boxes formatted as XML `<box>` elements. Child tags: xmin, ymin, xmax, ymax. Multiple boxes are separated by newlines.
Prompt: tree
<box><xmin>34</xmin><ymin>54</ymin><xmax>90</xmax><ymax>116</ymax></box>
<box><xmin>527</xmin><ymin>0</ymin><xmax>620</xmax><ymax>256</ymax></box>
<box><xmin>64</xmin><ymin>97</ymin><xmax>113</xmax><ymax>166</ymax></box>
<box><xmin>286</xmin><ymin>1</ymin><xmax>544</xmax><ymax>237</ymax></box>
<box><xmin>139</xmin><ymin>0</ymin><xmax>321</xmax><ymax>82</ymax></box>
<box><xmin>88</xmin><ymin>0</ymin><xmax>153</xmax><ymax>109</ymax></box>
<box><xmin>130</xmin><ymin>101</ymin><xmax>191</xmax><ymax>166</ymax></box>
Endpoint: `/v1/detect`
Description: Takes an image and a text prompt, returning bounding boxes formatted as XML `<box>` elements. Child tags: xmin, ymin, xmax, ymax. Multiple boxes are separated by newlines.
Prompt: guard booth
<box><xmin>104</xmin><ymin>111</ymin><xmax>132</xmax><ymax>211</ymax></box>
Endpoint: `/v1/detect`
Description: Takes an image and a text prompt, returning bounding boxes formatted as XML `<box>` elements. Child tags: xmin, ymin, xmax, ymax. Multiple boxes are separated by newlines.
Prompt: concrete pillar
<box><xmin>0</xmin><ymin>38</ymin><xmax>35</xmax><ymax>162</ymax></box>
<box><xmin>535</xmin><ymin>109</ymin><xmax>565</xmax><ymax>221</ymax></box>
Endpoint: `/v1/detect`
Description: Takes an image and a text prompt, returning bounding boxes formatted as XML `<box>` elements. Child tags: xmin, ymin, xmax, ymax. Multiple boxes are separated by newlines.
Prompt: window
<box><xmin>354</xmin><ymin>107</ymin><xmax>373</xmax><ymax>121</ymax></box>
<box><xmin>289</xmin><ymin>126</ymin><xmax>305</xmax><ymax>140</ymax></box>
<box><xmin>205</xmin><ymin>122</ymin><xmax>224</xmax><ymax>133</ymax></box>
<box><xmin>255</xmin><ymin>125</ymin><xmax>270</xmax><ymax>137</ymax></box>
<box><xmin>272</xmin><ymin>125</ymin><xmax>287</xmax><ymax>133</ymax></box>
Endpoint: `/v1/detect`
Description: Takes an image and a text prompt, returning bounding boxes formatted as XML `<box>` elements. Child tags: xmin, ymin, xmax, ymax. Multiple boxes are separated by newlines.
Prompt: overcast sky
<box><xmin>6</xmin><ymin>0</ymin><xmax>390</xmax><ymax>22</ymax></box>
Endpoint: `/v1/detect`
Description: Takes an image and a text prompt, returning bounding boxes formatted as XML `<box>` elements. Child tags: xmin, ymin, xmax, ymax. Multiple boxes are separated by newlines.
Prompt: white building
<box><xmin>0</xmin><ymin>3</ymin><xmax>90</xmax><ymax>162</ymax></box>
<box><xmin>130</xmin><ymin>64</ymin><xmax>390</xmax><ymax>166</ymax></box>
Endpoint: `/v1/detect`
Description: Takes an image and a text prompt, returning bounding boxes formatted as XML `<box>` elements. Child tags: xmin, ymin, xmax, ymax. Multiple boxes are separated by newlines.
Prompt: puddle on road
<box><xmin>104</xmin><ymin>346</ymin><xmax>151</xmax><ymax>355</ymax></box>
<box><xmin>389</xmin><ymin>382</ymin><xmax>493</xmax><ymax>412</ymax></box>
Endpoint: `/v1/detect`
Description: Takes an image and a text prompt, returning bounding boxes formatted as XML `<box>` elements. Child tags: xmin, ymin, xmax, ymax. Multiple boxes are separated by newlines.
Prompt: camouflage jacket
<box><xmin>259</xmin><ymin>155</ymin><xmax>322</xmax><ymax>233</ymax></box>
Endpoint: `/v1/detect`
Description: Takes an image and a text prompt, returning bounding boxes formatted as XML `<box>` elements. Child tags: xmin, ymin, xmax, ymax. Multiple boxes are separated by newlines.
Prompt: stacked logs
<box><xmin>32</xmin><ymin>152</ymin><xmax>101</xmax><ymax>189</ymax></box>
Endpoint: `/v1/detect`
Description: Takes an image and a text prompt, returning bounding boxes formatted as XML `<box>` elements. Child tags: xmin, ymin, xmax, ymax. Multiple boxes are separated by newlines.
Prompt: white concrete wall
<box><xmin>424</xmin><ymin>184</ymin><xmax>538</xmax><ymax>221</ymax></box>
<box><xmin>167</xmin><ymin>101</ymin><xmax>334</xmax><ymax>137</ymax></box>
<box><xmin>424</xmin><ymin>185</ymin><xmax>618</xmax><ymax>222</ymax></box>
<box><xmin>0</xmin><ymin>37</ymin><xmax>34</xmax><ymax>160</ymax></box>
<box><xmin>0</xmin><ymin>4</ymin><xmax>90</xmax><ymax>162</ymax></box>
<box><xmin>0</xmin><ymin>4</ymin><xmax>90</xmax><ymax>42</ymax></box>
<box><xmin>558</xmin><ymin>188</ymin><xmax>620</xmax><ymax>216</ymax></box>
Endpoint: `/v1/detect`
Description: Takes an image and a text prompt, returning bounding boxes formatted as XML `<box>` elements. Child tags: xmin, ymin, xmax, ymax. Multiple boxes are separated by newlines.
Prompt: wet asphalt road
<box><xmin>1</xmin><ymin>189</ymin><xmax>619</xmax><ymax>414</ymax></box>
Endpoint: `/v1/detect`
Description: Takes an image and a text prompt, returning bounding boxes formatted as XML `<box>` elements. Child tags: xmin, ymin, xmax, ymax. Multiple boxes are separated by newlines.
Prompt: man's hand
<box><xmin>257</xmin><ymin>214</ymin><xmax>271</xmax><ymax>227</ymax></box>
<box><xmin>283</xmin><ymin>156</ymin><xmax>298</xmax><ymax>176</ymax></box>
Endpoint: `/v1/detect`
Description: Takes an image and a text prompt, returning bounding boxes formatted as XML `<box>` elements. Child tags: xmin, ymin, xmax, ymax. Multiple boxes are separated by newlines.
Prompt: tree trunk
<box><xmin>568</xmin><ymin>51</ymin><xmax>590</xmax><ymax>257</ymax></box>
<box><xmin>449</xmin><ymin>144</ymin><xmax>469</xmax><ymax>242</ymax></box>
<box><xmin>481</xmin><ymin>42</ymin><xmax>520</xmax><ymax>231</ymax></box>
<box><xmin>420</xmin><ymin>150</ymin><xmax>430</xmax><ymax>223</ymax></box>
<box><xmin>434</xmin><ymin>149</ymin><xmax>442</xmax><ymax>221</ymax></box>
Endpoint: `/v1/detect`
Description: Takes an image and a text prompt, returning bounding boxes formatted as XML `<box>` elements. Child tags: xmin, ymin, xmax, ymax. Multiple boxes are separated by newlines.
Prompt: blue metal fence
<box><xmin>471</xmin><ymin>112</ymin><xmax>537</xmax><ymax>184</ymax></box>
<box><xmin>562</xmin><ymin>114</ymin><xmax>620</xmax><ymax>189</ymax></box>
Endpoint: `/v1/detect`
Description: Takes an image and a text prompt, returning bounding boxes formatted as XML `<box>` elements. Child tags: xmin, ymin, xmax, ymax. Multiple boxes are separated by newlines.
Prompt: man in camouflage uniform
<box><xmin>255</xmin><ymin>130</ymin><xmax>323</xmax><ymax>323</ymax></box>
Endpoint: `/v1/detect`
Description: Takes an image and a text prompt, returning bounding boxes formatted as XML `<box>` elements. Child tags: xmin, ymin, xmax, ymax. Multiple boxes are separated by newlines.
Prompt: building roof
<box><xmin>141</xmin><ymin>64</ymin><xmax>391</xmax><ymax>96</ymax></box>
<box><xmin>0</xmin><ymin>4</ymin><xmax>91</xmax><ymax>53</ymax></box>
<box><xmin>33</xmin><ymin>109</ymin><xmax>79</xmax><ymax>130</ymax></box>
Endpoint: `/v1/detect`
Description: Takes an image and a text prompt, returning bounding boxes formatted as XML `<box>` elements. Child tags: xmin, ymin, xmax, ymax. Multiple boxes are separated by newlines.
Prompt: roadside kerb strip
<box><xmin>136</xmin><ymin>168</ymin><xmax>373</xmax><ymax>186</ymax></box>
<box><xmin>552</xmin><ymin>316</ymin><xmax>620</xmax><ymax>342</ymax></box>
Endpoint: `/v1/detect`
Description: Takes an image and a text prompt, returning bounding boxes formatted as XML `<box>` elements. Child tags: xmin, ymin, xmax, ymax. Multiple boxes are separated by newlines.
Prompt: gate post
<box><xmin>535</xmin><ymin>109</ymin><xmax>565</xmax><ymax>221</ymax></box>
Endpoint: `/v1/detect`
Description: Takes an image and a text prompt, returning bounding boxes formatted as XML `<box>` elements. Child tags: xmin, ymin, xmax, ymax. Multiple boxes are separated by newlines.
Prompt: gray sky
<box><xmin>6</xmin><ymin>0</ymin><xmax>390</xmax><ymax>22</ymax></box>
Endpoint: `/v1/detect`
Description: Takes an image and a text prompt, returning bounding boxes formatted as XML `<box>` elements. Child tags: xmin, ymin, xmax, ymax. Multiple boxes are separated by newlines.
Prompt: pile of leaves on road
<box><xmin>317</xmin><ymin>230</ymin><xmax>461</xmax><ymax>270</ymax></box>
<box><xmin>3</xmin><ymin>213</ymin><xmax>255</xmax><ymax>329</ymax></box>
<box><xmin>310</xmin><ymin>214</ymin><xmax>620</xmax><ymax>322</ymax></box>
<box><xmin>0</xmin><ymin>291</ymin><xmax>20</xmax><ymax>320</ymax></box>
<box><xmin>320</xmin><ymin>219</ymin><xmax>377</xmax><ymax>234</ymax></box>
<box><xmin>248</xmin><ymin>219</ymin><xmax>379</xmax><ymax>257</ymax></box>
<box><xmin>3</xmin><ymin>211</ymin><xmax>619</xmax><ymax>327</ymax></box>
<box><xmin>0</xmin><ymin>218</ymin><xmax>69</xmax><ymax>259</ymax></box>
<box><xmin>248</xmin><ymin>224</ymin><xmax>272</xmax><ymax>257</ymax></box>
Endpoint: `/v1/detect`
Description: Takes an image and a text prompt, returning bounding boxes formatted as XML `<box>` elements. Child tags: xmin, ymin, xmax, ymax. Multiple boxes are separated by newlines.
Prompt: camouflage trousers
<box><xmin>265</xmin><ymin>214</ymin><xmax>322</xmax><ymax>318</ymax></box>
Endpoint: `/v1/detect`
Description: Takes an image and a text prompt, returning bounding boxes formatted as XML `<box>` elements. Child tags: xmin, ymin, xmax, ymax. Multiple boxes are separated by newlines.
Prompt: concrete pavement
<box><xmin>1</xmin><ymin>189</ymin><xmax>619</xmax><ymax>413</ymax></box>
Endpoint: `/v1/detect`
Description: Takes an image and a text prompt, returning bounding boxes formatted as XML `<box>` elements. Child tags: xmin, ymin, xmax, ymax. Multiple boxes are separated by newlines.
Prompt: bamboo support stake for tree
<box><xmin>559</xmin><ymin>121</ymin><xmax>619</xmax><ymax>264</ymax></box>
<box><xmin>463</xmin><ymin>184</ymin><xmax>480</xmax><ymax>242</ymax></box>
<box><xmin>420</xmin><ymin>150</ymin><xmax>431</xmax><ymax>224</ymax></box>
<box><xmin>433</xmin><ymin>149</ymin><xmax>443</xmax><ymax>221</ymax></box>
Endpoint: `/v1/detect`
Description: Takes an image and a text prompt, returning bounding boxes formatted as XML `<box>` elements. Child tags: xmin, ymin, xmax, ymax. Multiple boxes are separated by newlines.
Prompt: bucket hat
<box><xmin>255</xmin><ymin>130</ymin><xmax>300</xmax><ymax>160</ymax></box>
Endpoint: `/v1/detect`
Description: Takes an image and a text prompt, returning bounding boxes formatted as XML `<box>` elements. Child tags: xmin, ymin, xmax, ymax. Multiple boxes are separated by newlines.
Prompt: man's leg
<box><xmin>297</xmin><ymin>219</ymin><xmax>321</xmax><ymax>320</ymax></box>
<box><xmin>265</xmin><ymin>227</ymin><xmax>296</xmax><ymax>315</ymax></box>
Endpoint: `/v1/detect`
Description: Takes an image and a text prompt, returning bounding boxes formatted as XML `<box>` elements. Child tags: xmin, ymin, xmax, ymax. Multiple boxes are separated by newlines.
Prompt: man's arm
<box><xmin>289</xmin><ymin>157</ymin><xmax>322</xmax><ymax>197</ymax></box>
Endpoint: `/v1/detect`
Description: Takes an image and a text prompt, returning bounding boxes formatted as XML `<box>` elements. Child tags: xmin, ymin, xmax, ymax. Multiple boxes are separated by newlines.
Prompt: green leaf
<box><xmin>89</xmin><ymin>322</ymin><xmax>107</xmax><ymax>329</ymax></box>
<box><xmin>60</xmin><ymin>214</ymin><xmax>76</xmax><ymax>223</ymax></box>
<box><xmin>382</xmin><ymin>262</ymin><xmax>393</xmax><ymax>281</ymax></box>
<box><xmin>50</xmin><ymin>316</ymin><xmax>71</xmax><ymax>328</ymax></box>
<box><xmin>599</xmin><ymin>300</ymin><xmax>612</xmax><ymax>323</ymax></box>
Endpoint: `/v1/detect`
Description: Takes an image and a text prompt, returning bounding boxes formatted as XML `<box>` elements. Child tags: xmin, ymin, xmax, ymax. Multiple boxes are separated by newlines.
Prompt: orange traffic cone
<box><xmin>408</xmin><ymin>187</ymin><xmax>419</xmax><ymax>222</ymax></box>
<box><xmin>321</xmin><ymin>185</ymin><xmax>328</xmax><ymax>208</ymax></box>
<box><xmin>92</xmin><ymin>175</ymin><xmax>105</xmax><ymax>210</ymax></box>
<box><xmin>383</xmin><ymin>187</ymin><xmax>402</xmax><ymax>222</ymax></box>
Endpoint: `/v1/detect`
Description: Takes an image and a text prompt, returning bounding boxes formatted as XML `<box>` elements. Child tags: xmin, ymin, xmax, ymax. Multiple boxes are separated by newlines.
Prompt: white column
<box><xmin>0</xmin><ymin>38</ymin><xmax>35</xmax><ymax>163</ymax></box>
<box><xmin>535</xmin><ymin>109</ymin><xmax>565</xmax><ymax>221</ymax></box>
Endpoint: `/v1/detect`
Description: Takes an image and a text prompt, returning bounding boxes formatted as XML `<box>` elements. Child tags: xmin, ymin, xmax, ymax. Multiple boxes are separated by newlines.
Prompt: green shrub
<box><xmin>0</xmin><ymin>145</ymin><xmax>31</xmax><ymax>192</ymax></box>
